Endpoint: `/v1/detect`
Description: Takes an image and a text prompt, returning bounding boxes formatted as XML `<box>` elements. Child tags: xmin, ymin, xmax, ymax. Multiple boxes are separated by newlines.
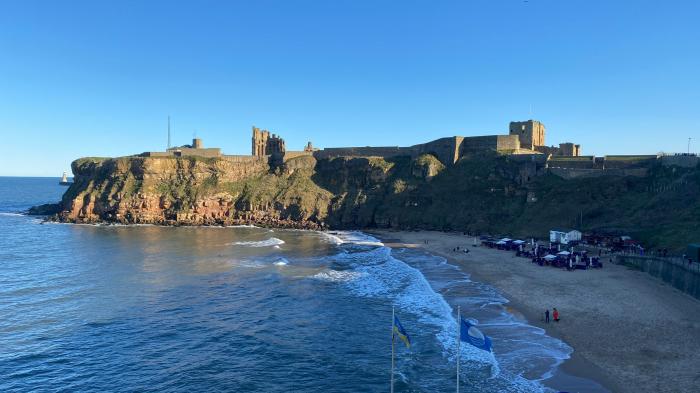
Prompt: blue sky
<box><xmin>1</xmin><ymin>0</ymin><xmax>698</xmax><ymax>176</ymax></box>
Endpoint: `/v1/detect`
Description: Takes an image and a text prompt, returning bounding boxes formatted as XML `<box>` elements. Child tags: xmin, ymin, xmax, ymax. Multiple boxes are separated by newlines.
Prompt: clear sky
<box><xmin>1</xmin><ymin>0</ymin><xmax>699</xmax><ymax>176</ymax></box>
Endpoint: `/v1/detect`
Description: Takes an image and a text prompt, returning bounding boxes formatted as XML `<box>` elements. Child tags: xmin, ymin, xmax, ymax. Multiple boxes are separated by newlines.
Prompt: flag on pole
<box><xmin>459</xmin><ymin>318</ymin><xmax>492</xmax><ymax>352</ymax></box>
<box><xmin>393</xmin><ymin>315</ymin><xmax>411</xmax><ymax>348</ymax></box>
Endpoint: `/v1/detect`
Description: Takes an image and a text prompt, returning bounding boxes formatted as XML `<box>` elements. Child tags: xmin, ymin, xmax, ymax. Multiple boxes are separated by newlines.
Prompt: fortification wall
<box><xmin>140</xmin><ymin>152</ymin><xmax>173</xmax><ymax>157</ymax></box>
<box><xmin>615</xmin><ymin>255</ymin><xmax>700</xmax><ymax>300</ymax></box>
<box><xmin>547</xmin><ymin>156</ymin><xmax>596</xmax><ymax>169</ymax></box>
<box><xmin>283</xmin><ymin>151</ymin><xmax>314</xmax><ymax>161</ymax></box>
<box><xmin>173</xmin><ymin>147</ymin><xmax>221</xmax><ymax>158</ymax></box>
<box><xmin>661</xmin><ymin>155</ymin><xmax>699</xmax><ymax>168</ymax></box>
<box><xmin>313</xmin><ymin>146</ymin><xmax>412</xmax><ymax>161</ymax></box>
<box><xmin>413</xmin><ymin>137</ymin><xmax>459</xmax><ymax>165</ymax></box>
<box><xmin>548</xmin><ymin>167</ymin><xmax>648</xmax><ymax>179</ymax></box>
<box><xmin>603</xmin><ymin>155</ymin><xmax>658</xmax><ymax>169</ymax></box>
<box><xmin>222</xmin><ymin>155</ymin><xmax>269</xmax><ymax>164</ymax></box>
<box><xmin>496</xmin><ymin>135</ymin><xmax>521</xmax><ymax>151</ymax></box>
<box><xmin>507</xmin><ymin>153</ymin><xmax>548</xmax><ymax>164</ymax></box>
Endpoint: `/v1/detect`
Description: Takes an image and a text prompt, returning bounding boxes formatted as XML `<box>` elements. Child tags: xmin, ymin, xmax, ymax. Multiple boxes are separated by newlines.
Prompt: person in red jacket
<box><xmin>553</xmin><ymin>308</ymin><xmax>560</xmax><ymax>322</ymax></box>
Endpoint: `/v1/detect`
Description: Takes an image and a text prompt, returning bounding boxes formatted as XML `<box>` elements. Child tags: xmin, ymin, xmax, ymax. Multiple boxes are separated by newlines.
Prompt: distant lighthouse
<box><xmin>59</xmin><ymin>172</ymin><xmax>71</xmax><ymax>186</ymax></box>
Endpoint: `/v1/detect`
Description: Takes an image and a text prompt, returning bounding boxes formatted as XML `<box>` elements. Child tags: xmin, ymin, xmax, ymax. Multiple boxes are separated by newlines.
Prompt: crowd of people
<box><xmin>479</xmin><ymin>236</ymin><xmax>603</xmax><ymax>271</ymax></box>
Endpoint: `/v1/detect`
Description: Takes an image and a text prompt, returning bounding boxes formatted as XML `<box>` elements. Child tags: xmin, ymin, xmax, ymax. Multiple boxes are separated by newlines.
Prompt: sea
<box><xmin>0</xmin><ymin>177</ymin><xmax>602</xmax><ymax>392</ymax></box>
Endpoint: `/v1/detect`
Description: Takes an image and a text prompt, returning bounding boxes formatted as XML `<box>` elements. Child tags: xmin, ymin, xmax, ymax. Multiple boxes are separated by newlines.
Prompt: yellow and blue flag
<box><xmin>393</xmin><ymin>315</ymin><xmax>411</xmax><ymax>348</ymax></box>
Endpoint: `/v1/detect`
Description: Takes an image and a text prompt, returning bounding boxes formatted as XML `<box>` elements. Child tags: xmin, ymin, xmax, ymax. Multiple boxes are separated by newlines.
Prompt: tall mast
<box><xmin>167</xmin><ymin>115</ymin><xmax>171</xmax><ymax>149</ymax></box>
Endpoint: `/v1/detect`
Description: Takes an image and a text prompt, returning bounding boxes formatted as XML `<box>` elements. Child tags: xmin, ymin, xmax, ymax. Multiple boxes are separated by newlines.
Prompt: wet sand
<box><xmin>371</xmin><ymin>230</ymin><xmax>700</xmax><ymax>393</ymax></box>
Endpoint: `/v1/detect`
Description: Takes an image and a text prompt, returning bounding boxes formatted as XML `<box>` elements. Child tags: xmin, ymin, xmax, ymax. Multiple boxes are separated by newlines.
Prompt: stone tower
<box><xmin>251</xmin><ymin>126</ymin><xmax>286</xmax><ymax>156</ymax></box>
<box><xmin>252</xmin><ymin>126</ymin><xmax>269</xmax><ymax>156</ymax></box>
<box><xmin>509</xmin><ymin>120</ymin><xmax>545</xmax><ymax>150</ymax></box>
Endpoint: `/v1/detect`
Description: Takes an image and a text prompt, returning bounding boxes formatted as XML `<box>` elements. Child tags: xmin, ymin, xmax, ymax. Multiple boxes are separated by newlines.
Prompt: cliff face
<box><xmin>51</xmin><ymin>153</ymin><xmax>700</xmax><ymax>250</ymax></box>
<box><xmin>58</xmin><ymin>155</ymin><xmax>331</xmax><ymax>228</ymax></box>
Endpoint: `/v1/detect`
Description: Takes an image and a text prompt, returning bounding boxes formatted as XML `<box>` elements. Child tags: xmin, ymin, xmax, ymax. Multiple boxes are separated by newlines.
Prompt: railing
<box><xmin>615</xmin><ymin>250</ymin><xmax>700</xmax><ymax>274</ymax></box>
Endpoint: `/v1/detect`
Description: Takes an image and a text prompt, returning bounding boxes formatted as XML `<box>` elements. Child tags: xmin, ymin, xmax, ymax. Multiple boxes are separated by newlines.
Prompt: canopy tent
<box><xmin>496</xmin><ymin>240</ymin><xmax>507</xmax><ymax>245</ymax></box>
<box><xmin>500</xmin><ymin>238</ymin><xmax>512</xmax><ymax>242</ymax></box>
<box><xmin>557</xmin><ymin>251</ymin><xmax>571</xmax><ymax>256</ymax></box>
<box><xmin>544</xmin><ymin>254</ymin><xmax>557</xmax><ymax>261</ymax></box>
<box><xmin>512</xmin><ymin>240</ymin><xmax>526</xmax><ymax>245</ymax></box>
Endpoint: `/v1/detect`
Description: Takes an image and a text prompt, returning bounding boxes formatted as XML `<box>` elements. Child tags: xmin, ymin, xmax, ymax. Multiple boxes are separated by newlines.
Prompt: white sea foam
<box><xmin>273</xmin><ymin>257</ymin><xmax>289</xmax><ymax>266</ymax></box>
<box><xmin>312</xmin><ymin>270</ymin><xmax>366</xmax><ymax>283</ymax></box>
<box><xmin>320</xmin><ymin>232</ymin><xmax>572</xmax><ymax>391</ymax></box>
<box><xmin>320</xmin><ymin>231</ymin><xmax>384</xmax><ymax>247</ymax></box>
<box><xmin>229</xmin><ymin>237</ymin><xmax>285</xmax><ymax>248</ymax></box>
<box><xmin>0</xmin><ymin>212</ymin><xmax>26</xmax><ymax>217</ymax></box>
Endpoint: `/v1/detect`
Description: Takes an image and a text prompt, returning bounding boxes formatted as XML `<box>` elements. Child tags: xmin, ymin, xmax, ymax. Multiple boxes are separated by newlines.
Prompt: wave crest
<box><xmin>229</xmin><ymin>237</ymin><xmax>285</xmax><ymax>248</ymax></box>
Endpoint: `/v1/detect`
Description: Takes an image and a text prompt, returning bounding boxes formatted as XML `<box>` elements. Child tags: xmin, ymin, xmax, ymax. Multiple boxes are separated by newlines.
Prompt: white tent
<box><xmin>557</xmin><ymin>251</ymin><xmax>571</xmax><ymax>256</ymax></box>
<box><xmin>500</xmin><ymin>238</ymin><xmax>512</xmax><ymax>242</ymax></box>
<box><xmin>496</xmin><ymin>240</ymin><xmax>507</xmax><ymax>245</ymax></box>
<box><xmin>512</xmin><ymin>240</ymin><xmax>526</xmax><ymax>245</ymax></box>
<box><xmin>544</xmin><ymin>254</ymin><xmax>557</xmax><ymax>261</ymax></box>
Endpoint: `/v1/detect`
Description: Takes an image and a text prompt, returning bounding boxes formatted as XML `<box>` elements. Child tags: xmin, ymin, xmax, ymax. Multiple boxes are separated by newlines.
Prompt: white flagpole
<box><xmin>391</xmin><ymin>306</ymin><xmax>395</xmax><ymax>393</ymax></box>
<box><xmin>456</xmin><ymin>305</ymin><xmax>461</xmax><ymax>393</ymax></box>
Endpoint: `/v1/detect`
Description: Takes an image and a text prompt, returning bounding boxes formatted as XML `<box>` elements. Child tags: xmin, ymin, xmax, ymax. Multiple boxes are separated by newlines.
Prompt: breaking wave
<box><xmin>229</xmin><ymin>237</ymin><xmax>285</xmax><ymax>248</ymax></box>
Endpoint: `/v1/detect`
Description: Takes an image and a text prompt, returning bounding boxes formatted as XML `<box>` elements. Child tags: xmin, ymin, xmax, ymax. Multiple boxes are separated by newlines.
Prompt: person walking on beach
<box><xmin>545</xmin><ymin>309</ymin><xmax>550</xmax><ymax>323</ymax></box>
<box><xmin>553</xmin><ymin>308</ymin><xmax>560</xmax><ymax>322</ymax></box>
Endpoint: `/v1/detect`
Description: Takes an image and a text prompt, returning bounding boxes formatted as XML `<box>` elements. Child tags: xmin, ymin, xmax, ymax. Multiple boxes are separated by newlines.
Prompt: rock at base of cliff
<box><xmin>27</xmin><ymin>203</ymin><xmax>62</xmax><ymax>216</ymax></box>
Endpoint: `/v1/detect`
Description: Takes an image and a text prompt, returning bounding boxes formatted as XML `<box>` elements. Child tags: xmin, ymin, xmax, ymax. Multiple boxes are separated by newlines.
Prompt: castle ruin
<box><xmin>509</xmin><ymin>120</ymin><xmax>545</xmax><ymax>150</ymax></box>
<box><xmin>252</xmin><ymin>126</ymin><xmax>286</xmax><ymax>156</ymax></box>
<box><xmin>140</xmin><ymin>119</ymin><xmax>592</xmax><ymax>171</ymax></box>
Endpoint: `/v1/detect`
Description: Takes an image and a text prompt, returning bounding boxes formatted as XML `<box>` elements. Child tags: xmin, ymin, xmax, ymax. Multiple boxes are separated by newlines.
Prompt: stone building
<box><xmin>304</xmin><ymin>142</ymin><xmax>317</xmax><ymax>152</ymax></box>
<box><xmin>141</xmin><ymin>138</ymin><xmax>221</xmax><ymax>158</ymax></box>
<box><xmin>558</xmin><ymin>142</ymin><xmax>581</xmax><ymax>156</ymax></box>
<box><xmin>509</xmin><ymin>120</ymin><xmax>545</xmax><ymax>150</ymax></box>
<box><xmin>536</xmin><ymin>142</ymin><xmax>582</xmax><ymax>157</ymax></box>
<box><xmin>252</xmin><ymin>126</ymin><xmax>286</xmax><ymax>156</ymax></box>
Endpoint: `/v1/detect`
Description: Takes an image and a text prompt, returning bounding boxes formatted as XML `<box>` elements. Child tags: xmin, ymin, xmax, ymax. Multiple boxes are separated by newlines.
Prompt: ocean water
<box><xmin>1</xmin><ymin>177</ymin><xmax>580</xmax><ymax>392</ymax></box>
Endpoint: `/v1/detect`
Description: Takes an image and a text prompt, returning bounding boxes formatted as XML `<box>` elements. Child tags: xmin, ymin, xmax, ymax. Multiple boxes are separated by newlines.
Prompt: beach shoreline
<box><xmin>370</xmin><ymin>230</ymin><xmax>700</xmax><ymax>393</ymax></box>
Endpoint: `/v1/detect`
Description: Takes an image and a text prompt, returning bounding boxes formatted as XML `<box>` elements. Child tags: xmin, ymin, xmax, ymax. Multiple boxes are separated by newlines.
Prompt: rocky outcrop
<box><xmin>53</xmin><ymin>155</ymin><xmax>330</xmax><ymax>229</ymax></box>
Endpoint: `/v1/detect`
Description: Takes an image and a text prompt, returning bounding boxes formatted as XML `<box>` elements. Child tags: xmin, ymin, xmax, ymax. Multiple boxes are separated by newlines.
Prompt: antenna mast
<box><xmin>167</xmin><ymin>115</ymin><xmax>171</xmax><ymax>149</ymax></box>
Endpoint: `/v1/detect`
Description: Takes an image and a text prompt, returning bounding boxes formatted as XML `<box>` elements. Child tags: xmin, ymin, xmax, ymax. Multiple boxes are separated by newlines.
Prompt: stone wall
<box><xmin>602</xmin><ymin>155</ymin><xmax>658</xmax><ymax>169</ymax></box>
<box><xmin>547</xmin><ymin>156</ymin><xmax>596</xmax><ymax>169</ymax></box>
<box><xmin>548</xmin><ymin>167</ymin><xmax>649</xmax><ymax>179</ymax></box>
<box><xmin>661</xmin><ymin>155</ymin><xmax>699</xmax><ymax>168</ymax></box>
<box><xmin>459</xmin><ymin>135</ymin><xmax>520</xmax><ymax>155</ymax></box>
<box><xmin>615</xmin><ymin>255</ymin><xmax>700</xmax><ymax>300</ymax></box>
<box><xmin>313</xmin><ymin>134</ymin><xmax>523</xmax><ymax>167</ymax></box>
<box><xmin>140</xmin><ymin>148</ymin><xmax>222</xmax><ymax>158</ymax></box>
<box><xmin>313</xmin><ymin>146</ymin><xmax>412</xmax><ymax>161</ymax></box>
<box><xmin>414</xmin><ymin>137</ymin><xmax>460</xmax><ymax>165</ymax></box>
<box><xmin>283</xmin><ymin>151</ymin><xmax>314</xmax><ymax>161</ymax></box>
<box><xmin>221</xmin><ymin>155</ymin><xmax>269</xmax><ymax>164</ymax></box>
<box><xmin>172</xmin><ymin>147</ymin><xmax>222</xmax><ymax>157</ymax></box>
<box><xmin>496</xmin><ymin>135</ymin><xmax>521</xmax><ymax>151</ymax></box>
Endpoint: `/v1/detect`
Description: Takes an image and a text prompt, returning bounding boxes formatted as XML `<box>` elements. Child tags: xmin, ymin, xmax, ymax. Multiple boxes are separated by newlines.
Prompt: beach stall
<box><xmin>549</xmin><ymin>228</ymin><xmax>582</xmax><ymax>245</ymax></box>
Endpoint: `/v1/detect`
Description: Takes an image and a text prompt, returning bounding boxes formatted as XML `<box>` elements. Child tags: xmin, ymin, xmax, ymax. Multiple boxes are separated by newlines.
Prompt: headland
<box><xmin>34</xmin><ymin>120</ymin><xmax>700</xmax><ymax>251</ymax></box>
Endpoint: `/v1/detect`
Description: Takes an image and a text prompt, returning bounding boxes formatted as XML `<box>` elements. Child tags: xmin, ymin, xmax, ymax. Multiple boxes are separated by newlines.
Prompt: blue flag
<box><xmin>460</xmin><ymin>318</ymin><xmax>492</xmax><ymax>352</ymax></box>
<box><xmin>393</xmin><ymin>315</ymin><xmax>411</xmax><ymax>348</ymax></box>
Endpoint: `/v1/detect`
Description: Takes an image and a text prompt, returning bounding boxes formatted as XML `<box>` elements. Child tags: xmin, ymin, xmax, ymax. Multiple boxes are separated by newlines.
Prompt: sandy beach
<box><xmin>371</xmin><ymin>230</ymin><xmax>700</xmax><ymax>393</ymax></box>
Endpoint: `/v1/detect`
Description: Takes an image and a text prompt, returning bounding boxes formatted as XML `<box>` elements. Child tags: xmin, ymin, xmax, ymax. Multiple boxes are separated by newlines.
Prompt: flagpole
<box><xmin>391</xmin><ymin>306</ymin><xmax>395</xmax><ymax>393</ymax></box>
<box><xmin>456</xmin><ymin>305</ymin><xmax>461</xmax><ymax>393</ymax></box>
